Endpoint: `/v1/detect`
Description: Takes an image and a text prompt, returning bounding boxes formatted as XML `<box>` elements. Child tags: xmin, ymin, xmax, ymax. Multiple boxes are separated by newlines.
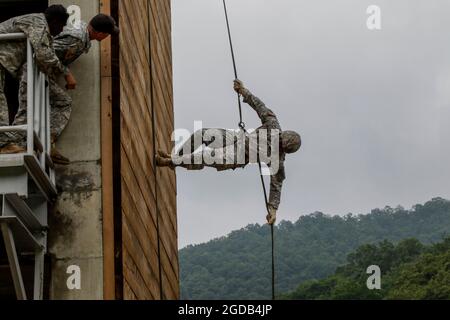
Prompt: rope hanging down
<box><xmin>222</xmin><ymin>0</ymin><xmax>276</xmax><ymax>300</ymax></box>
<box><xmin>222</xmin><ymin>0</ymin><xmax>245</xmax><ymax>130</ymax></box>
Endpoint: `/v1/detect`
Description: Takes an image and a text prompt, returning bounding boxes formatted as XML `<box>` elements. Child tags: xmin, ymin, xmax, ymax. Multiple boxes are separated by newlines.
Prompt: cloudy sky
<box><xmin>171</xmin><ymin>0</ymin><xmax>450</xmax><ymax>248</ymax></box>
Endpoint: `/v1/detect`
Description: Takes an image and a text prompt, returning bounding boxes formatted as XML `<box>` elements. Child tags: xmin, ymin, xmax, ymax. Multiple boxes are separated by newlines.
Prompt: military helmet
<box><xmin>281</xmin><ymin>131</ymin><xmax>301</xmax><ymax>154</ymax></box>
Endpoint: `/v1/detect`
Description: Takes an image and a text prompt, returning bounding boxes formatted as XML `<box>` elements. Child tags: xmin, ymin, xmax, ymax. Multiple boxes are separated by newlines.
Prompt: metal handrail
<box><xmin>0</xmin><ymin>33</ymin><xmax>54</xmax><ymax>183</ymax></box>
<box><xmin>0</xmin><ymin>33</ymin><xmax>26</xmax><ymax>41</ymax></box>
<box><xmin>0</xmin><ymin>32</ymin><xmax>55</xmax><ymax>301</ymax></box>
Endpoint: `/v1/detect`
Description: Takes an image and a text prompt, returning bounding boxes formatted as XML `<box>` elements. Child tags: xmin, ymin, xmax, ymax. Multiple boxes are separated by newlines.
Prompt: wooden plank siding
<box><xmin>118</xmin><ymin>0</ymin><xmax>179</xmax><ymax>300</ymax></box>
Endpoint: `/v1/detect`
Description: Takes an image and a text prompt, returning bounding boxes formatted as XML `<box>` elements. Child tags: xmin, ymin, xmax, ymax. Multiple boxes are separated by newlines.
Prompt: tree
<box><xmin>180</xmin><ymin>198</ymin><xmax>450</xmax><ymax>300</ymax></box>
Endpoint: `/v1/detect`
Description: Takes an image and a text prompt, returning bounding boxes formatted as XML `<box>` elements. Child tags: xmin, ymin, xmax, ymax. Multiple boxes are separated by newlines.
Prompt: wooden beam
<box><xmin>100</xmin><ymin>0</ymin><xmax>116</xmax><ymax>301</ymax></box>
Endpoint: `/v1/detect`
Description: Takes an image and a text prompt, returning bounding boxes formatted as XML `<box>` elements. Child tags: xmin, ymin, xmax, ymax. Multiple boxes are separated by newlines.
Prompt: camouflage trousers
<box><xmin>0</xmin><ymin>66</ymin><xmax>9</xmax><ymax>129</ymax></box>
<box><xmin>0</xmin><ymin>64</ymin><xmax>72</xmax><ymax>147</ymax></box>
<box><xmin>174</xmin><ymin>128</ymin><xmax>248</xmax><ymax>171</ymax></box>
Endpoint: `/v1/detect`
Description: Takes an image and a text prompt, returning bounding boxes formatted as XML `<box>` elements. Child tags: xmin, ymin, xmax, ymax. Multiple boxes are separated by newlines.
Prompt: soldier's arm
<box><xmin>53</xmin><ymin>35</ymin><xmax>85</xmax><ymax>65</ymax></box>
<box><xmin>268</xmin><ymin>163</ymin><xmax>286</xmax><ymax>211</ymax></box>
<box><xmin>241</xmin><ymin>88</ymin><xmax>279</xmax><ymax>127</ymax></box>
<box><xmin>15</xmin><ymin>16</ymin><xmax>68</xmax><ymax>75</ymax></box>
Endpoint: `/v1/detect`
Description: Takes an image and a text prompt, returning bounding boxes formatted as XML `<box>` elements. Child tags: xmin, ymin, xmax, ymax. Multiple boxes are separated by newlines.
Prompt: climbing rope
<box><xmin>222</xmin><ymin>0</ymin><xmax>276</xmax><ymax>300</ymax></box>
<box><xmin>222</xmin><ymin>0</ymin><xmax>246</xmax><ymax>131</ymax></box>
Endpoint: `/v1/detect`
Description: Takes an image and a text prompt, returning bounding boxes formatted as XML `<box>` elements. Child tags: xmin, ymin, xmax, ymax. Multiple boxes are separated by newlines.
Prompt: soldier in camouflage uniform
<box><xmin>0</xmin><ymin>5</ymin><xmax>72</xmax><ymax>154</ymax></box>
<box><xmin>157</xmin><ymin>80</ymin><xmax>302</xmax><ymax>225</ymax></box>
<box><xmin>6</xmin><ymin>14</ymin><xmax>119</xmax><ymax>165</ymax></box>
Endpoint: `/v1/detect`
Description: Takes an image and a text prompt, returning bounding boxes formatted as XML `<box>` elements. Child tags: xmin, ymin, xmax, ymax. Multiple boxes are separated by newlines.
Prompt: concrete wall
<box><xmin>47</xmin><ymin>0</ymin><xmax>103</xmax><ymax>300</ymax></box>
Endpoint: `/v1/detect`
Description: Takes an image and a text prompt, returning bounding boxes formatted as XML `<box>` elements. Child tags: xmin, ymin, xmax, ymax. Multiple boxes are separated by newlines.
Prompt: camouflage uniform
<box><xmin>0</xmin><ymin>66</ymin><xmax>6</xmax><ymax>128</ymax></box>
<box><xmin>54</xmin><ymin>21</ymin><xmax>91</xmax><ymax>65</ymax></box>
<box><xmin>11</xmin><ymin>65</ymin><xmax>73</xmax><ymax>147</ymax></box>
<box><xmin>174</xmin><ymin>89</ymin><xmax>286</xmax><ymax>210</ymax></box>
<box><xmin>0</xmin><ymin>13</ymin><xmax>68</xmax><ymax>146</ymax></box>
<box><xmin>6</xmin><ymin>21</ymin><xmax>91</xmax><ymax>147</ymax></box>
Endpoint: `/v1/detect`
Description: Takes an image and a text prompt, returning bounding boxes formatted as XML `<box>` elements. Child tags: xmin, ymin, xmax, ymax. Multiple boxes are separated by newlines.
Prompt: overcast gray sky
<box><xmin>171</xmin><ymin>0</ymin><xmax>450</xmax><ymax>248</ymax></box>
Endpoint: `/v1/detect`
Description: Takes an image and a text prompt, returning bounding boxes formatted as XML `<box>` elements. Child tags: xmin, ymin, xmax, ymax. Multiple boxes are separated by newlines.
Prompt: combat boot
<box><xmin>51</xmin><ymin>135</ymin><xmax>70</xmax><ymax>165</ymax></box>
<box><xmin>156</xmin><ymin>150</ymin><xmax>175</xmax><ymax>169</ymax></box>
<box><xmin>0</xmin><ymin>143</ymin><xmax>26</xmax><ymax>154</ymax></box>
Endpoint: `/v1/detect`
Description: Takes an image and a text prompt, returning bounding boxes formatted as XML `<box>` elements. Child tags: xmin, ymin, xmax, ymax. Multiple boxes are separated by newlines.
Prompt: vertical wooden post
<box><xmin>100</xmin><ymin>0</ymin><xmax>116</xmax><ymax>300</ymax></box>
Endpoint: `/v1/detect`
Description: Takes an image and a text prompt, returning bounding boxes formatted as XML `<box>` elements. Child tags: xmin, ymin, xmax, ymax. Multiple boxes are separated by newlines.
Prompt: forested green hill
<box><xmin>282</xmin><ymin>237</ymin><xmax>450</xmax><ymax>300</ymax></box>
<box><xmin>180</xmin><ymin>198</ymin><xmax>450</xmax><ymax>299</ymax></box>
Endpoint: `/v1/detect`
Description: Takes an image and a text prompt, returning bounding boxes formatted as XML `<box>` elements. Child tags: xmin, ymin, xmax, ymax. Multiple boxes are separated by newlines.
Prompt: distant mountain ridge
<box><xmin>179</xmin><ymin>198</ymin><xmax>450</xmax><ymax>299</ymax></box>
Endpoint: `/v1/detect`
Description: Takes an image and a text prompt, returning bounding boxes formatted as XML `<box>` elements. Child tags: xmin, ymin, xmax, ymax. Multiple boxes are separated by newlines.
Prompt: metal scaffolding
<box><xmin>0</xmin><ymin>33</ymin><xmax>57</xmax><ymax>300</ymax></box>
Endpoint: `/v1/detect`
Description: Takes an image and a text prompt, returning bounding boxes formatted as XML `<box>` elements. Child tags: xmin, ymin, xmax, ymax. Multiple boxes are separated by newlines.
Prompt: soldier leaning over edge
<box><xmin>4</xmin><ymin>13</ymin><xmax>119</xmax><ymax>164</ymax></box>
<box><xmin>0</xmin><ymin>5</ymin><xmax>73</xmax><ymax>154</ymax></box>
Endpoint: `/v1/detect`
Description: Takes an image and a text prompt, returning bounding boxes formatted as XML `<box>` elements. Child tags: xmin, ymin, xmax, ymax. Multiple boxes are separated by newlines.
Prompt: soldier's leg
<box><xmin>12</xmin><ymin>72</ymin><xmax>72</xmax><ymax>143</ymax></box>
<box><xmin>176</xmin><ymin>154</ymin><xmax>205</xmax><ymax>170</ymax></box>
<box><xmin>174</xmin><ymin>153</ymin><xmax>247</xmax><ymax>171</ymax></box>
<box><xmin>49</xmin><ymin>78</ymin><xmax>72</xmax><ymax>141</ymax></box>
<box><xmin>0</xmin><ymin>66</ymin><xmax>7</xmax><ymax>125</ymax></box>
<box><xmin>0</xmin><ymin>66</ymin><xmax>10</xmax><ymax>147</ymax></box>
<box><xmin>158</xmin><ymin>129</ymin><xmax>244</xmax><ymax>170</ymax></box>
<box><xmin>157</xmin><ymin>149</ymin><xmax>204</xmax><ymax>170</ymax></box>
<box><xmin>177</xmin><ymin>128</ymin><xmax>235</xmax><ymax>156</ymax></box>
<box><xmin>205</xmin><ymin>130</ymin><xmax>247</xmax><ymax>171</ymax></box>
<box><xmin>49</xmin><ymin>78</ymin><xmax>72</xmax><ymax>165</ymax></box>
<box><xmin>161</xmin><ymin>144</ymin><xmax>247</xmax><ymax>172</ymax></box>
<box><xmin>0</xmin><ymin>65</ymin><xmax>26</xmax><ymax>153</ymax></box>
<box><xmin>8</xmin><ymin>64</ymin><xmax>29</xmax><ymax>148</ymax></box>
<box><xmin>204</xmin><ymin>142</ymin><xmax>248</xmax><ymax>172</ymax></box>
<box><xmin>0</xmin><ymin>65</ymin><xmax>32</xmax><ymax>153</ymax></box>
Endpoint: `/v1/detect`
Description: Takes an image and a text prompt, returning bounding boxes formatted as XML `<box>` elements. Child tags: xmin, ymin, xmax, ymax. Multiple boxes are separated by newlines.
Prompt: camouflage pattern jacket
<box><xmin>54</xmin><ymin>21</ymin><xmax>91</xmax><ymax>66</ymax></box>
<box><xmin>0</xmin><ymin>13</ymin><xmax>67</xmax><ymax>78</ymax></box>
<box><xmin>241</xmin><ymin>89</ymin><xmax>286</xmax><ymax>210</ymax></box>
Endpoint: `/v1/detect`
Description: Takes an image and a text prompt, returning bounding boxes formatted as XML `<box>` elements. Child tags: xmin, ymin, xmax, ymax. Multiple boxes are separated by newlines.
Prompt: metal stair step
<box><xmin>0</xmin><ymin>154</ymin><xmax>57</xmax><ymax>202</ymax></box>
<box><xmin>5</xmin><ymin>194</ymin><xmax>46</xmax><ymax>231</ymax></box>
<box><xmin>23</xmin><ymin>155</ymin><xmax>57</xmax><ymax>203</ymax></box>
<box><xmin>0</xmin><ymin>217</ymin><xmax>44</xmax><ymax>252</ymax></box>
